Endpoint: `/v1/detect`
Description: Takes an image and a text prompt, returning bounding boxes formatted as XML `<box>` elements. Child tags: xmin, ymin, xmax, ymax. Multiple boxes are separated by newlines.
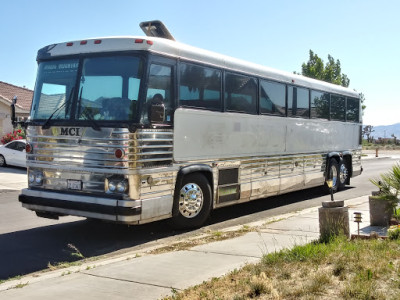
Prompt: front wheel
<box><xmin>171</xmin><ymin>173</ymin><xmax>212</xmax><ymax>229</ymax></box>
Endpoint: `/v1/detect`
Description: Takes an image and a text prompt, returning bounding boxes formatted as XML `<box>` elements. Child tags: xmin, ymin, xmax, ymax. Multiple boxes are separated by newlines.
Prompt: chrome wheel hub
<box><xmin>179</xmin><ymin>183</ymin><xmax>204</xmax><ymax>218</ymax></box>
<box><xmin>339</xmin><ymin>164</ymin><xmax>348</xmax><ymax>183</ymax></box>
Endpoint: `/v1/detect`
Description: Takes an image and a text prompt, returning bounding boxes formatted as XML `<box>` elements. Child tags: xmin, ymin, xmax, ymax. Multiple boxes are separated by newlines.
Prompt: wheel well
<box><xmin>326</xmin><ymin>153</ymin><xmax>352</xmax><ymax>182</ymax></box>
<box><xmin>173</xmin><ymin>165</ymin><xmax>214</xmax><ymax>215</ymax></box>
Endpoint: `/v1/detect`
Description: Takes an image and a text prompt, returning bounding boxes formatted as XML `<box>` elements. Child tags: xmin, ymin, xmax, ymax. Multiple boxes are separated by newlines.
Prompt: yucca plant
<box><xmin>370</xmin><ymin>163</ymin><xmax>400</xmax><ymax>199</ymax></box>
<box><xmin>369</xmin><ymin>163</ymin><xmax>400</xmax><ymax>226</ymax></box>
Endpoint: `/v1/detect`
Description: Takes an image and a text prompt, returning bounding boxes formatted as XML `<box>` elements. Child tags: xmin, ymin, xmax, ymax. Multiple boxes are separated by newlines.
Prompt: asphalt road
<box><xmin>0</xmin><ymin>157</ymin><xmax>396</xmax><ymax>280</ymax></box>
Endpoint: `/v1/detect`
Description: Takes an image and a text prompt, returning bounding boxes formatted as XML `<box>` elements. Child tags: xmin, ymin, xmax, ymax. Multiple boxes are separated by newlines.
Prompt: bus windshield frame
<box><xmin>30</xmin><ymin>53</ymin><xmax>145</xmax><ymax>127</ymax></box>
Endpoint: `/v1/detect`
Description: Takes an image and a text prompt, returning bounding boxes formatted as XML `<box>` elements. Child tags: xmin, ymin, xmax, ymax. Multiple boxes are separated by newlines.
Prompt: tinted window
<box><xmin>225</xmin><ymin>73</ymin><xmax>257</xmax><ymax>114</ymax></box>
<box><xmin>260</xmin><ymin>80</ymin><xmax>285</xmax><ymax>116</ymax></box>
<box><xmin>311</xmin><ymin>90</ymin><xmax>330</xmax><ymax>119</ymax></box>
<box><xmin>31</xmin><ymin>59</ymin><xmax>78</xmax><ymax>120</ymax></box>
<box><xmin>76</xmin><ymin>56</ymin><xmax>143</xmax><ymax>121</ymax></box>
<box><xmin>5</xmin><ymin>142</ymin><xmax>17</xmax><ymax>150</ymax></box>
<box><xmin>5</xmin><ymin>141</ymin><xmax>25</xmax><ymax>151</ymax></box>
<box><xmin>288</xmin><ymin>86</ymin><xmax>309</xmax><ymax>118</ymax></box>
<box><xmin>331</xmin><ymin>95</ymin><xmax>345</xmax><ymax>121</ymax></box>
<box><xmin>346</xmin><ymin>97</ymin><xmax>360</xmax><ymax>123</ymax></box>
<box><xmin>145</xmin><ymin>64</ymin><xmax>173</xmax><ymax>123</ymax></box>
<box><xmin>179</xmin><ymin>63</ymin><xmax>221</xmax><ymax>110</ymax></box>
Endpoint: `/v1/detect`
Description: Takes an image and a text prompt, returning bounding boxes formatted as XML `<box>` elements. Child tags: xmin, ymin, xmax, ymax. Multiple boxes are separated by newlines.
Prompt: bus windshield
<box><xmin>31</xmin><ymin>55</ymin><xmax>144</xmax><ymax>123</ymax></box>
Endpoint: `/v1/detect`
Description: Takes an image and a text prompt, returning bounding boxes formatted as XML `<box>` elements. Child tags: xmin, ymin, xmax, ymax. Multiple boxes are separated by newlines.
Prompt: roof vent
<box><xmin>139</xmin><ymin>20</ymin><xmax>175</xmax><ymax>41</ymax></box>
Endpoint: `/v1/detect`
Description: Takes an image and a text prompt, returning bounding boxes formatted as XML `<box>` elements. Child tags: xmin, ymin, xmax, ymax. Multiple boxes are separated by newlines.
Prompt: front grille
<box><xmin>26</xmin><ymin>126</ymin><xmax>174</xmax><ymax>194</ymax></box>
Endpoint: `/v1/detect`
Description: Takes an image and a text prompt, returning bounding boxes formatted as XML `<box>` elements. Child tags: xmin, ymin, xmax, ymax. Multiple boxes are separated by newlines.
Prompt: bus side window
<box><xmin>225</xmin><ymin>73</ymin><xmax>257</xmax><ymax>114</ymax></box>
<box><xmin>331</xmin><ymin>95</ymin><xmax>345</xmax><ymax>121</ymax></box>
<box><xmin>288</xmin><ymin>86</ymin><xmax>310</xmax><ymax>118</ymax></box>
<box><xmin>311</xmin><ymin>90</ymin><xmax>329</xmax><ymax>120</ymax></box>
<box><xmin>145</xmin><ymin>64</ymin><xmax>173</xmax><ymax>123</ymax></box>
<box><xmin>346</xmin><ymin>97</ymin><xmax>360</xmax><ymax>123</ymax></box>
<box><xmin>260</xmin><ymin>80</ymin><xmax>285</xmax><ymax>116</ymax></box>
<box><xmin>179</xmin><ymin>62</ymin><xmax>221</xmax><ymax>110</ymax></box>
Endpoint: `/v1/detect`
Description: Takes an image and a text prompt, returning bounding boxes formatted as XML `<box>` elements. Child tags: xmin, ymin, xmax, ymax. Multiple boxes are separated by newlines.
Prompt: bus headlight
<box><xmin>108</xmin><ymin>181</ymin><xmax>117</xmax><ymax>192</ymax></box>
<box><xmin>35</xmin><ymin>173</ymin><xmax>43</xmax><ymax>184</ymax></box>
<box><xmin>106</xmin><ymin>178</ymin><xmax>128</xmax><ymax>194</ymax></box>
<box><xmin>28</xmin><ymin>171</ymin><xmax>44</xmax><ymax>186</ymax></box>
<box><xmin>28</xmin><ymin>173</ymin><xmax>35</xmax><ymax>183</ymax></box>
<box><xmin>116</xmin><ymin>180</ymin><xmax>128</xmax><ymax>193</ymax></box>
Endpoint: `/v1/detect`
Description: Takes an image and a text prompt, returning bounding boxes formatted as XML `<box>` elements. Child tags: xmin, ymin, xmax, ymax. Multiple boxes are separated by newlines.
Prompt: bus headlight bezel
<box><xmin>28</xmin><ymin>170</ymin><xmax>44</xmax><ymax>186</ymax></box>
<box><xmin>106</xmin><ymin>177</ymin><xmax>128</xmax><ymax>194</ymax></box>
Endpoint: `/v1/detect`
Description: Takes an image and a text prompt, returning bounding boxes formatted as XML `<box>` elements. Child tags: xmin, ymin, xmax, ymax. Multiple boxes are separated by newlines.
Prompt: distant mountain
<box><xmin>369</xmin><ymin>123</ymin><xmax>400</xmax><ymax>139</ymax></box>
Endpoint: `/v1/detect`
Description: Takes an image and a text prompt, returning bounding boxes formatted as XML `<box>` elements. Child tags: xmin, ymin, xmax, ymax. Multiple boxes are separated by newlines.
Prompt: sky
<box><xmin>1</xmin><ymin>0</ymin><xmax>399</xmax><ymax>126</ymax></box>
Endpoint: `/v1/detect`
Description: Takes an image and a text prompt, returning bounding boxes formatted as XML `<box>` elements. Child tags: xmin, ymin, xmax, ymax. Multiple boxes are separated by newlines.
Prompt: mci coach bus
<box><xmin>19</xmin><ymin>21</ymin><xmax>362</xmax><ymax>228</ymax></box>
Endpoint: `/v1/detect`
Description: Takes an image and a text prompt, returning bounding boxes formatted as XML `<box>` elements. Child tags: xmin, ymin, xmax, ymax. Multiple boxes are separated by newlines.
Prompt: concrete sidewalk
<box><xmin>0</xmin><ymin>195</ymin><xmax>386</xmax><ymax>300</ymax></box>
<box><xmin>0</xmin><ymin>167</ymin><xmax>27</xmax><ymax>191</ymax></box>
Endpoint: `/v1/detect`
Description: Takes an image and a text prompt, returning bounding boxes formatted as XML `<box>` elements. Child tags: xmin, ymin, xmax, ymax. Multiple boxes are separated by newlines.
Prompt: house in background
<box><xmin>0</xmin><ymin>81</ymin><xmax>33</xmax><ymax>136</ymax></box>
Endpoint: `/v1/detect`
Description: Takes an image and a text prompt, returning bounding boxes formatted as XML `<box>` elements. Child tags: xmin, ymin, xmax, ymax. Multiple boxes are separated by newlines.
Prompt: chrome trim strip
<box><xmin>20</xmin><ymin>188</ymin><xmax>140</xmax><ymax>208</ymax></box>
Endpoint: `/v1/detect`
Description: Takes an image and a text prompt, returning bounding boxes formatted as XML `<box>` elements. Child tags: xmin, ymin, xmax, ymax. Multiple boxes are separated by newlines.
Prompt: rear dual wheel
<box><xmin>325</xmin><ymin>158</ymin><xmax>349</xmax><ymax>193</ymax></box>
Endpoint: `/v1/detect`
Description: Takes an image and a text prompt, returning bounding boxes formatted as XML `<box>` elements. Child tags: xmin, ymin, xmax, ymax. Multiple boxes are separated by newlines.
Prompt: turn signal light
<box><xmin>26</xmin><ymin>143</ymin><xmax>32</xmax><ymax>153</ymax></box>
<box><xmin>114</xmin><ymin>148</ymin><xmax>124</xmax><ymax>159</ymax></box>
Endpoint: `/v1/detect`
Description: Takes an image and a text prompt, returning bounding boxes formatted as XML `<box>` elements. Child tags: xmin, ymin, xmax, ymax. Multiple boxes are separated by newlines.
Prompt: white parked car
<box><xmin>0</xmin><ymin>139</ymin><xmax>27</xmax><ymax>168</ymax></box>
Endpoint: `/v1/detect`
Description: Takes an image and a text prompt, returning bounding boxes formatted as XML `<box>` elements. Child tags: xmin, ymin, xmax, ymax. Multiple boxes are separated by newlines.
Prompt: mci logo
<box><xmin>60</xmin><ymin>127</ymin><xmax>81</xmax><ymax>136</ymax></box>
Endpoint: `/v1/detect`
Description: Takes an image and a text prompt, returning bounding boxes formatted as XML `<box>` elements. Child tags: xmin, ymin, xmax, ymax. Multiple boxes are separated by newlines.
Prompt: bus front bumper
<box><xmin>19</xmin><ymin>189</ymin><xmax>141</xmax><ymax>223</ymax></box>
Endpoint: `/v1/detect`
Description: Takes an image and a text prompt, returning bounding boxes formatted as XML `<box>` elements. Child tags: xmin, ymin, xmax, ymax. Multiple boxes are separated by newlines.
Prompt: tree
<box><xmin>358</xmin><ymin>92</ymin><xmax>366</xmax><ymax>112</ymax></box>
<box><xmin>299</xmin><ymin>50</ymin><xmax>366</xmax><ymax>112</ymax></box>
<box><xmin>363</xmin><ymin>125</ymin><xmax>374</xmax><ymax>143</ymax></box>
<box><xmin>391</xmin><ymin>134</ymin><xmax>397</xmax><ymax>145</ymax></box>
<box><xmin>300</xmin><ymin>50</ymin><xmax>350</xmax><ymax>87</ymax></box>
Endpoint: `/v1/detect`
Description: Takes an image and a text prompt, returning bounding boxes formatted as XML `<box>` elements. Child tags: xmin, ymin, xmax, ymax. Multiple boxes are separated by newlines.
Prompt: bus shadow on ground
<box><xmin>0</xmin><ymin>186</ymin><xmax>338</xmax><ymax>281</ymax></box>
<box><xmin>0</xmin><ymin>166</ymin><xmax>27</xmax><ymax>174</ymax></box>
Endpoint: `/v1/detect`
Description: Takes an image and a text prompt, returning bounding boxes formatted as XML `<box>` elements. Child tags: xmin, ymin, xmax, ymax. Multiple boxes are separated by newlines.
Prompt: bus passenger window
<box><xmin>331</xmin><ymin>95</ymin><xmax>345</xmax><ymax>121</ymax></box>
<box><xmin>288</xmin><ymin>86</ymin><xmax>309</xmax><ymax>118</ymax></box>
<box><xmin>311</xmin><ymin>90</ymin><xmax>329</xmax><ymax>120</ymax></box>
<box><xmin>179</xmin><ymin>63</ymin><xmax>221</xmax><ymax>110</ymax></box>
<box><xmin>260</xmin><ymin>80</ymin><xmax>285</xmax><ymax>116</ymax></box>
<box><xmin>225</xmin><ymin>73</ymin><xmax>257</xmax><ymax>114</ymax></box>
<box><xmin>346</xmin><ymin>97</ymin><xmax>360</xmax><ymax>123</ymax></box>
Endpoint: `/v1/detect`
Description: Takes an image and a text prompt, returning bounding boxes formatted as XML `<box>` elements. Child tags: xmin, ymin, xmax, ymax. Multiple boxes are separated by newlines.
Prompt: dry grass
<box><xmin>149</xmin><ymin>227</ymin><xmax>253</xmax><ymax>255</ymax></box>
<box><xmin>164</xmin><ymin>237</ymin><xmax>400</xmax><ymax>299</ymax></box>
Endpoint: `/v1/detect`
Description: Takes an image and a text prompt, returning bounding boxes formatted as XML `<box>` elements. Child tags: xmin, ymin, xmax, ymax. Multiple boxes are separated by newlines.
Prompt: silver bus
<box><xmin>19</xmin><ymin>21</ymin><xmax>362</xmax><ymax>228</ymax></box>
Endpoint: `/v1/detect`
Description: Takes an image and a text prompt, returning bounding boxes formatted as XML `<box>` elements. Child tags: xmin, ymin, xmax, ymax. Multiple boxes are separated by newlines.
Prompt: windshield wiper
<box><xmin>81</xmin><ymin>107</ymin><xmax>101</xmax><ymax>131</ymax></box>
<box><xmin>42</xmin><ymin>87</ymin><xmax>74</xmax><ymax>129</ymax></box>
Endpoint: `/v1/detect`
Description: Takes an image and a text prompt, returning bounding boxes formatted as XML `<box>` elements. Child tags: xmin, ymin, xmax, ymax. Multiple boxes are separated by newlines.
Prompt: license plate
<box><xmin>67</xmin><ymin>180</ymin><xmax>82</xmax><ymax>190</ymax></box>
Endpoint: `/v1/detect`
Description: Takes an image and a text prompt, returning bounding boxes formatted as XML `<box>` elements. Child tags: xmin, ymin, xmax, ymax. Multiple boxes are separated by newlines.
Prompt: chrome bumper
<box><xmin>19</xmin><ymin>189</ymin><xmax>141</xmax><ymax>223</ymax></box>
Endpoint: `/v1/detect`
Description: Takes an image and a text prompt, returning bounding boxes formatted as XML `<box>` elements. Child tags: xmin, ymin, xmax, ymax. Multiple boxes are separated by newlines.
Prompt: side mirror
<box><xmin>149</xmin><ymin>102</ymin><xmax>165</xmax><ymax>123</ymax></box>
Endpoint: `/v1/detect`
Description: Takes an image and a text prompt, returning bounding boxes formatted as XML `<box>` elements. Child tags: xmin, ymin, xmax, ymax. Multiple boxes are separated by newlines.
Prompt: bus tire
<box><xmin>338</xmin><ymin>159</ymin><xmax>349</xmax><ymax>190</ymax></box>
<box><xmin>325</xmin><ymin>158</ymin><xmax>340</xmax><ymax>194</ymax></box>
<box><xmin>171</xmin><ymin>173</ymin><xmax>212</xmax><ymax>229</ymax></box>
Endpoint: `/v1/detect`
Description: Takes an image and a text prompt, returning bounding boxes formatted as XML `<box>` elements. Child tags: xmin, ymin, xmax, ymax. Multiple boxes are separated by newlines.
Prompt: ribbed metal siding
<box><xmin>26</xmin><ymin>127</ymin><xmax>174</xmax><ymax>195</ymax></box>
<box><xmin>129</xmin><ymin>129</ymin><xmax>173</xmax><ymax>168</ymax></box>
